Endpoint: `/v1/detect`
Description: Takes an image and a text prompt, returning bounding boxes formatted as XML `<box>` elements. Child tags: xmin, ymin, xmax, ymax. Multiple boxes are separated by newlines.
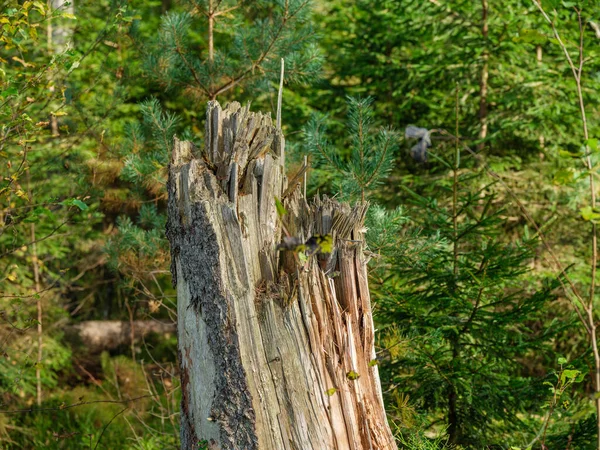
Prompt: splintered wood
<box><xmin>167</xmin><ymin>101</ymin><xmax>397</xmax><ymax>450</ymax></box>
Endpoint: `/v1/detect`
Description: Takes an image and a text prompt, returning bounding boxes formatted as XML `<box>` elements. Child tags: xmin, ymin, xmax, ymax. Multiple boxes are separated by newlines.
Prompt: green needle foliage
<box><xmin>303</xmin><ymin>96</ymin><xmax>398</xmax><ymax>201</ymax></box>
<box><xmin>6</xmin><ymin>1</ymin><xmax>600</xmax><ymax>447</ymax></box>
<box><xmin>120</xmin><ymin>98</ymin><xmax>179</xmax><ymax>193</ymax></box>
<box><xmin>371</xmin><ymin>145</ymin><xmax>564</xmax><ymax>447</ymax></box>
<box><xmin>106</xmin><ymin>0</ymin><xmax>323</xmax><ymax>304</ymax></box>
<box><xmin>305</xmin><ymin>95</ymin><xmax>565</xmax><ymax>446</ymax></box>
<box><xmin>141</xmin><ymin>0</ymin><xmax>322</xmax><ymax>102</ymax></box>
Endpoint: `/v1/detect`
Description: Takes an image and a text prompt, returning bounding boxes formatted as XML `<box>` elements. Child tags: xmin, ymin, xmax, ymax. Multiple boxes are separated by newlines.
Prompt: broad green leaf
<box><xmin>561</xmin><ymin>369</ymin><xmax>580</xmax><ymax>384</ymax></box>
<box><xmin>32</xmin><ymin>1</ymin><xmax>46</xmax><ymax>14</ymax></box>
<box><xmin>580</xmin><ymin>206</ymin><xmax>600</xmax><ymax>222</ymax></box>
<box><xmin>61</xmin><ymin>198</ymin><xmax>88</xmax><ymax>210</ymax></box>
<box><xmin>1</xmin><ymin>86</ymin><xmax>18</xmax><ymax>97</ymax></box>
<box><xmin>559</xmin><ymin>149</ymin><xmax>582</xmax><ymax>159</ymax></box>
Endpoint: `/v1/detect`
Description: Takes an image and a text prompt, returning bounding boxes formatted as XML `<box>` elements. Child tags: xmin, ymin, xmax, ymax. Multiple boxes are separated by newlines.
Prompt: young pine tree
<box><xmin>303</xmin><ymin>96</ymin><xmax>397</xmax><ymax>202</ymax></box>
<box><xmin>106</xmin><ymin>0</ymin><xmax>322</xmax><ymax>305</ymax></box>
<box><xmin>369</xmin><ymin>135</ymin><xmax>561</xmax><ymax>447</ymax></box>
<box><xmin>141</xmin><ymin>0</ymin><xmax>321</xmax><ymax>102</ymax></box>
<box><xmin>304</xmin><ymin>97</ymin><xmax>563</xmax><ymax>447</ymax></box>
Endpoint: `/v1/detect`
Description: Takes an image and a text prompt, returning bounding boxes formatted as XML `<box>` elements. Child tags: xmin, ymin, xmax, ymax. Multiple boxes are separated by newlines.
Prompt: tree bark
<box><xmin>166</xmin><ymin>101</ymin><xmax>397</xmax><ymax>449</ymax></box>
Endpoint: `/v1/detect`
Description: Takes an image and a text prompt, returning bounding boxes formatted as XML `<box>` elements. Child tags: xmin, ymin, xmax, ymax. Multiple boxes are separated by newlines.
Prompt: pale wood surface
<box><xmin>166</xmin><ymin>101</ymin><xmax>397</xmax><ymax>449</ymax></box>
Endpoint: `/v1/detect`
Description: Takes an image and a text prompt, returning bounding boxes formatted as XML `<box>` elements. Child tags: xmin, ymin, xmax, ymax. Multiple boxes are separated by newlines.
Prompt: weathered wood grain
<box><xmin>166</xmin><ymin>101</ymin><xmax>397</xmax><ymax>450</ymax></box>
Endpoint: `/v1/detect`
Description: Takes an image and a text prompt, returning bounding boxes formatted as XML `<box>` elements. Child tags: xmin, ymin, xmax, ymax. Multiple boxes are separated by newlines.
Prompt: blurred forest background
<box><xmin>2</xmin><ymin>0</ymin><xmax>600</xmax><ymax>448</ymax></box>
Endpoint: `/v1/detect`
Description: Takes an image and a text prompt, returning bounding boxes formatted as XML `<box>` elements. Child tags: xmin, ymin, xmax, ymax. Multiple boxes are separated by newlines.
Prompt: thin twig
<box><xmin>0</xmin><ymin>394</ymin><xmax>155</xmax><ymax>415</ymax></box>
<box><xmin>93</xmin><ymin>407</ymin><xmax>128</xmax><ymax>450</ymax></box>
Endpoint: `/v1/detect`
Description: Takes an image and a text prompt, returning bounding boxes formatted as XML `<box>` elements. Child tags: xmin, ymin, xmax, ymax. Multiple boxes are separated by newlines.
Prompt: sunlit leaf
<box><xmin>346</xmin><ymin>370</ymin><xmax>360</xmax><ymax>381</ymax></box>
<box><xmin>515</xmin><ymin>29</ymin><xmax>547</xmax><ymax>44</ymax></box>
<box><xmin>275</xmin><ymin>196</ymin><xmax>287</xmax><ymax>217</ymax></box>
<box><xmin>60</xmin><ymin>198</ymin><xmax>88</xmax><ymax>210</ymax></box>
<box><xmin>553</xmin><ymin>169</ymin><xmax>575</xmax><ymax>185</ymax></box>
<box><xmin>580</xmin><ymin>206</ymin><xmax>600</xmax><ymax>222</ymax></box>
<box><xmin>560</xmin><ymin>369</ymin><xmax>580</xmax><ymax>384</ymax></box>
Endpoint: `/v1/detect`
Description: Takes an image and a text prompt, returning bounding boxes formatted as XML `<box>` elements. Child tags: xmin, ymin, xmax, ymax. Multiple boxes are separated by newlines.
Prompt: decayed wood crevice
<box><xmin>166</xmin><ymin>101</ymin><xmax>397</xmax><ymax>449</ymax></box>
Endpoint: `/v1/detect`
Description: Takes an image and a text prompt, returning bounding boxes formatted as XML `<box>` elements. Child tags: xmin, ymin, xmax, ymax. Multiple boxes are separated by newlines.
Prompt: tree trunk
<box><xmin>166</xmin><ymin>101</ymin><xmax>397</xmax><ymax>450</ymax></box>
<box><xmin>65</xmin><ymin>320</ymin><xmax>176</xmax><ymax>353</ymax></box>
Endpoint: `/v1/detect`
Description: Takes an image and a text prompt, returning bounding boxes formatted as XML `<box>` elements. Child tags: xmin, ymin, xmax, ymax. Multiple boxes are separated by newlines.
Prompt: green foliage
<box><xmin>120</xmin><ymin>98</ymin><xmax>179</xmax><ymax>192</ymax></box>
<box><xmin>304</xmin><ymin>96</ymin><xmax>398</xmax><ymax>200</ymax></box>
<box><xmin>106</xmin><ymin>204</ymin><xmax>169</xmax><ymax>281</ymax></box>
<box><xmin>5</xmin><ymin>353</ymin><xmax>179</xmax><ymax>449</ymax></box>
<box><xmin>0</xmin><ymin>1</ymin><xmax>179</xmax><ymax>447</ymax></box>
<box><xmin>105</xmin><ymin>0</ymin><xmax>324</xmax><ymax>318</ymax></box>
<box><xmin>0</xmin><ymin>335</ymin><xmax>72</xmax><ymax>397</ymax></box>
<box><xmin>4</xmin><ymin>0</ymin><xmax>600</xmax><ymax>448</ymax></box>
<box><xmin>318</xmin><ymin>0</ymin><xmax>600</xmax><ymax>157</ymax></box>
<box><xmin>142</xmin><ymin>0</ymin><xmax>321</xmax><ymax>101</ymax></box>
<box><xmin>375</xmin><ymin>150</ymin><xmax>561</xmax><ymax>447</ymax></box>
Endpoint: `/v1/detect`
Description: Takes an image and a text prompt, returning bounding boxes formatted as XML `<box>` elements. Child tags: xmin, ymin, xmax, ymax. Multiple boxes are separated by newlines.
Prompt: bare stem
<box><xmin>533</xmin><ymin>2</ymin><xmax>599</xmax><ymax>444</ymax></box>
<box><xmin>47</xmin><ymin>0</ymin><xmax>58</xmax><ymax>136</ymax></box>
<box><xmin>277</xmin><ymin>58</ymin><xmax>284</xmax><ymax>129</ymax></box>
<box><xmin>27</xmin><ymin>170</ymin><xmax>42</xmax><ymax>407</ymax></box>
<box><xmin>208</xmin><ymin>0</ymin><xmax>214</xmax><ymax>63</ymax></box>
<box><xmin>477</xmin><ymin>0</ymin><xmax>489</xmax><ymax>150</ymax></box>
<box><xmin>453</xmin><ymin>84</ymin><xmax>459</xmax><ymax>277</ymax></box>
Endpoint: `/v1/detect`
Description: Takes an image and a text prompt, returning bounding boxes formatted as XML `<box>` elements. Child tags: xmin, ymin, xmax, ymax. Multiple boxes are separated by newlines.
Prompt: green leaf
<box><xmin>346</xmin><ymin>370</ymin><xmax>360</xmax><ymax>381</ymax></box>
<box><xmin>23</xmin><ymin>206</ymin><xmax>53</xmax><ymax>223</ymax></box>
<box><xmin>580</xmin><ymin>206</ymin><xmax>600</xmax><ymax>222</ymax></box>
<box><xmin>553</xmin><ymin>169</ymin><xmax>575</xmax><ymax>185</ymax></box>
<box><xmin>368</xmin><ymin>359</ymin><xmax>379</xmax><ymax>367</ymax></box>
<box><xmin>559</xmin><ymin>149</ymin><xmax>583</xmax><ymax>159</ymax></box>
<box><xmin>515</xmin><ymin>29</ymin><xmax>547</xmax><ymax>44</ymax></box>
<box><xmin>298</xmin><ymin>251</ymin><xmax>308</xmax><ymax>263</ymax></box>
<box><xmin>561</xmin><ymin>369</ymin><xmax>580</xmax><ymax>384</ymax></box>
<box><xmin>325</xmin><ymin>388</ymin><xmax>337</xmax><ymax>396</ymax></box>
<box><xmin>61</xmin><ymin>198</ymin><xmax>88</xmax><ymax>210</ymax></box>
<box><xmin>275</xmin><ymin>196</ymin><xmax>287</xmax><ymax>217</ymax></box>
<box><xmin>587</xmin><ymin>138</ymin><xmax>599</xmax><ymax>153</ymax></box>
<box><xmin>557</xmin><ymin>356</ymin><xmax>567</xmax><ymax>365</ymax></box>
<box><xmin>0</xmin><ymin>86</ymin><xmax>18</xmax><ymax>97</ymax></box>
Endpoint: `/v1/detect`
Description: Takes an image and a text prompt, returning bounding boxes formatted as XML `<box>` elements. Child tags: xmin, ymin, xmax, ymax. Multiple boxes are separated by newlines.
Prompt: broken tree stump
<box><xmin>166</xmin><ymin>101</ymin><xmax>397</xmax><ymax>450</ymax></box>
